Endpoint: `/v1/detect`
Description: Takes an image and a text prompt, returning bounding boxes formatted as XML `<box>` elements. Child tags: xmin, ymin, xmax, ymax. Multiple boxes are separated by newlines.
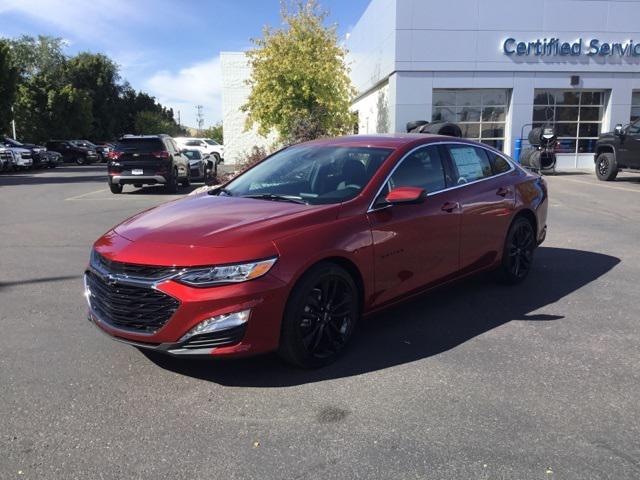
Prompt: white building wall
<box><xmin>346</xmin><ymin>0</ymin><xmax>640</xmax><ymax>168</ymax></box>
<box><xmin>352</xmin><ymin>82</ymin><xmax>391</xmax><ymax>134</ymax></box>
<box><xmin>220</xmin><ymin>52</ymin><xmax>276</xmax><ymax>166</ymax></box>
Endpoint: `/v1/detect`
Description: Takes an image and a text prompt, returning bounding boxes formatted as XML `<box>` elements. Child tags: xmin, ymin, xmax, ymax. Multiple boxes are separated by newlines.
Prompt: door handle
<box><xmin>441</xmin><ymin>202</ymin><xmax>459</xmax><ymax>212</ymax></box>
<box><xmin>496</xmin><ymin>187</ymin><xmax>511</xmax><ymax>197</ymax></box>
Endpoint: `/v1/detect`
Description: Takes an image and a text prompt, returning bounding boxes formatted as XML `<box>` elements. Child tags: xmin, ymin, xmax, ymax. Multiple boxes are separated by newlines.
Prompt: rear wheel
<box><xmin>279</xmin><ymin>263</ymin><xmax>359</xmax><ymax>368</ymax></box>
<box><xmin>496</xmin><ymin>217</ymin><xmax>536</xmax><ymax>284</ymax></box>
<box><xmin>109</xmin><ymin>183</ymin><xmax>123</xmax><ymax>194</ymax></box>
<box><xmin>595</xmin><ymin>152</ymin><xmax>618</xmax><ymax>181</ymax></box>
<box><xmin>181</xmin><ymin>169</ymin><xmax>191</xmax><ymax>187</ymax></box>
<box><xmin>164</xmin><ymin>168</ymin><xmax>179</xmax><ymax>193</ymax></box>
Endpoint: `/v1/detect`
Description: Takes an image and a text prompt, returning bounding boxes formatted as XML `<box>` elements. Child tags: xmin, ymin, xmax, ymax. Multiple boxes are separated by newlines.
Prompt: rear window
<box><xmin>116</xmin><ymin>138</ymin><xmax>164</xmax><ymax>153</ymax></box>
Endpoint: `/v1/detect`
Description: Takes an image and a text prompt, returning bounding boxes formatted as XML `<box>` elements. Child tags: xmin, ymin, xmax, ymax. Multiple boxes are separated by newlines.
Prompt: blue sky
<box><xmin>0</xmin><ymin>0</ymin><xmax>371</xmax><ymax>128</ymax></box>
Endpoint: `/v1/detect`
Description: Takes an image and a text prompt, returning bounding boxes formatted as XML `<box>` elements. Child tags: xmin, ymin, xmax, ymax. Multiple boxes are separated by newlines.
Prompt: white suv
<box><xmin>174</xmin><ymin>137</ymin><xmax>224</xmax><ymax>162</ymax></box>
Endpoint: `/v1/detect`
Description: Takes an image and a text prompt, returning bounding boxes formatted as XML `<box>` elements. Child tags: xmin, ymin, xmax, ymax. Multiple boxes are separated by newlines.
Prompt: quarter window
<box><xmin>485</xmin><ymin>150</ymin><xmax>511</xmax><ymax>174</ymax></box>
<box><xmin>388</xmin><ymin>146</ymin><xmax>447</xmax><ymax>193</ymax></box>
<box><xmin>447</xmin><ymin>145</ymin><xmax>493</xmax><ymax>184</ymax></box>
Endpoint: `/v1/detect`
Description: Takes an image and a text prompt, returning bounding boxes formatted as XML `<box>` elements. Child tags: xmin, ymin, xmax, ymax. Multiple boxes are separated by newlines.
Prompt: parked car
<box><xmin>0</xmin><ymin>147</ymin><xmax>15</xmax><ymax>172</ymax></box>
<box><xmin>175</xmin><ymin>137</ymin><xmax>224</xmax><ymax>163</ymax></box>
<box><xmin>106</xmin><ymin>134</ymin><xmax>190</xmax><ymax>194</ymax></box>
<box><xmin>3</xmin><ymin>137</ymin><xmax>46</xmax><ymax>169</ymax></box>
<box><xmin>45</xmin><ymin>140</ymin><xmax>99</xmax><ymax>165</ymax></box>
<box><xmin>41</xmin><ymin>150</ymin><xmax>61</xmax><ymax>168</ymax></box>
<box><xmin>182</xmin><ymin>149</ymin><xmax>212</xmax><ymax>183</ymax></box>
<box><xmin>594</xmin><ymin>120</ymin><xmax>640</xmax><ymax>181</ymax></box>
<box><xmin>5</xmin><ymin>146</ymin><xmax>33</xmax><ymax>170</ymax></box>
<box><xmin>93</xmin><ymin>142</ymin><xmax>115</xmax><ymax>162</ymax></box>
<box><xmin>85</xmin><ymin>134</ymin><xmax>548</xmax><ymax>368</ymax></box>
<box><xmin>71</xmin><ymin>140</ymin><xmax>112</xmax><ymax>162</ymax></box>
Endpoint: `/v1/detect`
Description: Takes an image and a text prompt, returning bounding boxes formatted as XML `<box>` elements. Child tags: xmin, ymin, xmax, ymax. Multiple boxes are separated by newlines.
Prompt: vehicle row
<box><xmin>107</xmin><ymin>134</ymin><xmax>224</xmax><ymax>194</ymax></box>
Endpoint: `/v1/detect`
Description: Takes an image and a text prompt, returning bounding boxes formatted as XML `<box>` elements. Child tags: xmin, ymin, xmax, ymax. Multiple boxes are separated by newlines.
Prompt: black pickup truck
<box><xmin>594</xmin><ymin>120</ymin><xmax>640</xmax><ymax>181</ymax></box>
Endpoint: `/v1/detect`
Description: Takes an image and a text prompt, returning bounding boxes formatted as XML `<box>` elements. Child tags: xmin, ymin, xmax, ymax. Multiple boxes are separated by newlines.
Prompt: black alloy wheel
<box><xmin>595</xmin><ymin>152</ymin><xmax>618</xmax><ymax>181</ymax></box>
<box><xmin>497</xmin><ymin>217</ymin><xmax>535</xmax><ymax>284</ymax></box>
<box><xmin>75</xmin><ymin>156</ymin><xmax>86</xmax><ymax>165</ymax></box>
<box><xmin>279</xmin><ymin>263</ymin><xmax>359</xmax><ymax>368</ymax></box>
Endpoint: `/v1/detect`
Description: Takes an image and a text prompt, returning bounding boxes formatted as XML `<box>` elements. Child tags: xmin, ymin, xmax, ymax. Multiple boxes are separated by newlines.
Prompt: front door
<box><xmin>367</xmin><ymin>145</ymin><xmax>461</xmax><ymax>307</ymax></box>
<box><xmin>443</xmin><ymin>144</ymin><xmax>516</xmax><ymax>273</ymax></box>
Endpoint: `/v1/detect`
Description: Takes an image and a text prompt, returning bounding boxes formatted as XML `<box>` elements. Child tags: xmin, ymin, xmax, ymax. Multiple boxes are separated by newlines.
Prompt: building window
<box><xmin>631</xmin><ymin>92</ymin><xmax>640</xmax><ymax>123</ymax></box>
<box><xmin>432</xmin><ymin>89</ymin><xmax>510</xmax><ymax>151</ymax></box>
<box><xmin>533</xmin><ymin>89</ymin><xmax>605</xmax><ymax>154</ymax></box>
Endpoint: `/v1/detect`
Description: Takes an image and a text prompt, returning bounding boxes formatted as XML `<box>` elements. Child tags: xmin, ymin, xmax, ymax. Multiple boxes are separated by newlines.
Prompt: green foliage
<box><xmin>2</xmin><ymin>34</ymin><xmax>183</xmax><ymax>143</ymax></box>
<box><xmin>198</xmin><ymin>122</ymin><xmax>223</xmax><ymax>143</ymax></box>
<box><xmin>242</xmin><ymin>0</ymin><xmax>356</xmax><ymax>144</ymax></box>
<box><xmin>0</xmin><ymin>40</ymin><xmax>19</xmax><ymax>134</ymax></box>
<box><xmin>134</xmin><ymin>110</ymin><xmax>184</xmax><ymax>137</ymax></box>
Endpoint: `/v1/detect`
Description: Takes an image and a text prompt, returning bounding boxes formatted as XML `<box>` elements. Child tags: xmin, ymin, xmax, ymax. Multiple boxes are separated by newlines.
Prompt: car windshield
<box><xmin>185</xmin><ymin>140</ymin><xmax>202</xmax><ymax>146</ymax></box>
<box><xmin>204</xmin><ymin>139</ymin><xmax>219</xmax><ymax>145</ymax></box>
<box><xmin>184</xmin><ymin>150</ymin><xmax>202</xmax><ymax>160</ymax></box>
<box><xmin>222</xmin><ymin>145</ymin><xmax>393</xmax><ymax>205</ymax></box>
<box><xmin>4</xmin><ymin>138</ymin><xmax>22</xmax><ymax>146</ymax></box>
<box><xmin>72</xmin><ymin>140</ymin><xmax>96</xmax><ymax>148</ymax></box>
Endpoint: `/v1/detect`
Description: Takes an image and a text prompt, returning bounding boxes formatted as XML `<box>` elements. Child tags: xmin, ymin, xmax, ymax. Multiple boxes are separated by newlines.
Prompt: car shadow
<box><xmin>125</xmin><ymin>184</ymin><xmax>202</xmax><ymax>196</ymax></box>
<box><xmin>143</xmin><ymin>247</ymin><xmax>620</xmax><ymax>387</ymax></box>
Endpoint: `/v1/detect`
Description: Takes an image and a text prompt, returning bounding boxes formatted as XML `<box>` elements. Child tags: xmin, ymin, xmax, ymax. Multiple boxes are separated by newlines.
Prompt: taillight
<box><xmin>152</xmin><ymin>150</ymin><xmax>170</xmax><ymax>159</ymax></box>
<box><xmin>107</xmin><ymin>151</ymin><xmax>122</xmax><ymax>160</ymax></box>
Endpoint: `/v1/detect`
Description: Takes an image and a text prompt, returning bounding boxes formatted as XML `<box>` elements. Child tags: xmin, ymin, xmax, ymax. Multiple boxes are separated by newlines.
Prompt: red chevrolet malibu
<box><xmin>85</xmin><ymin>134</ymin><xmax>548</xmax><ymax>368</ymax></box>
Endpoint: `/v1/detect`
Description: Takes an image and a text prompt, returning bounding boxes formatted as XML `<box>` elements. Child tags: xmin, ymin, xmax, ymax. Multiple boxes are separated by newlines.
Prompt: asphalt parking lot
<box><xmin>1</xmin><ymin>165</ymin><xmax>639</xmax><ymax>479</ymax></box>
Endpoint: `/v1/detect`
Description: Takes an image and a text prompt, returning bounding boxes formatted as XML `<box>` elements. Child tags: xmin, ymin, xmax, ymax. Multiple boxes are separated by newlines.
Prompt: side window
<box><xmin>628</xmin><ymin>120</ymin><xmax>640</xmax><ymax>135</ymax></box>
<box><xmin>388</xmin><ymin>146</ymin><xmax>447</xmax><ymax>193</ymax></box>
<box><xmin>447</xmin><ymin>145</ymin><xmax>493</xmax><ymax>184</ymax></box>
<box><xmin>485</xmin><ymin>150</ymin><xmax>512</xmax><ymax>174</ymax></box>
<box><xmin>166</xmin><ymin>139</ymin><xmax>177</xmax><ymax>153</ymax></box>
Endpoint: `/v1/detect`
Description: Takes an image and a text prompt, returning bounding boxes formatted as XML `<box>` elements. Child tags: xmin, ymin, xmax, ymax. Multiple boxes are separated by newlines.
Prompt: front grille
<box><xmin>93</xmin><ymin>252</ymin><xmax>178</xmax><ymax>280</ymax></box>
<box><xmin>86</xmin><ymin>270</ymin><xmax>179</xmax><ymax>333</ymax></box>
<box><xmin>181</xmin><ymin>324</ymin><xmax>246</xmax><ymax>349</ymax></box>
<box><xmin>21</xmin><ymin>153</ymin><xmax>32</xmax><ymax>159</ymax></box>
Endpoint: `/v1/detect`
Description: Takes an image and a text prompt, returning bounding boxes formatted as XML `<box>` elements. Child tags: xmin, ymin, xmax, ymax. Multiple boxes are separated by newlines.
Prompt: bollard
<box><xmin>514</xmin><ymin>138</ymin><xmax>522</xmax><ymax>163</ymax></box>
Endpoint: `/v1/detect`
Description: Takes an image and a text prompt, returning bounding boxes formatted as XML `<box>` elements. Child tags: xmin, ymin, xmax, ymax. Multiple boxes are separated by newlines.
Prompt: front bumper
<box><xmin>86</xmin><ymin>271</ymin><xmax>290</xmax><ymax>358</ymax></box>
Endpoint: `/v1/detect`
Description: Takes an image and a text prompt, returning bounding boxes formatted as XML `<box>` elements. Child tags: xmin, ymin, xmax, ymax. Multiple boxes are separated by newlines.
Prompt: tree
<box><xmin>198</xmin><ymin>123</ymin><xmax>223</xmax><ymax>143</ymax></box>
<box><xmin>8</xmin><ymin>35</ymin><xmax>67</xmax><ymax>80</ymax></box>
<box><xmin>66</xmin><ymin>53</ymin><xmax>121</xmax><ymax>140</ymax></box>
<box><xmin>242</xmin><ymin>0</ymin><xmax>356</xmax><ymax>144</ymax></box>
<box><xmin>0</xmin><ymin>40</ymin><xmax>19</xmax><ymax>135</ymax></box>
<box><xmin>134</xmin><ymin>110</ymin><xmax>184</xmax><ymax>136</ymax></box>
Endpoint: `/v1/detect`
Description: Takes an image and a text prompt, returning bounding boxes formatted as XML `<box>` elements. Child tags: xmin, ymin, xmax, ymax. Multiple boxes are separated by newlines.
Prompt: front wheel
<box><xmin>595</xmin><ymin>152</ymin><xmax>618</xmax><ymax>181</ymax></box>
<box><xmin>181</xmin><ymin>169</ymin><xmax>191</xmax><ymax>187</ymax></box>
<box><xmin>279</xmin><ymin>263</ymin><xmax>359</xmax><ymax>368</ymax></box>
<box><xmin>496</xmin><ymin>217</ymin><xmax>536</xmax><ymax>285</ymax></box>
<box><xmin>75</xmin><ymin>156</ymin><xmax>86</xmax><ymax>166</ymax></box>
<box><xmin>164</xmin><ymin>168</ymin><xmax>179</xmax><ymax>193</ymax></box>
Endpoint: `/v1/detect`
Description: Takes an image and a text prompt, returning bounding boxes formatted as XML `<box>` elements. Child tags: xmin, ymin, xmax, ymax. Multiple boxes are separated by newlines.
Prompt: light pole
<box><xmin>11</xmin><ymin>105</ymin><xmax>16</xmax><ymax>139</ymax></box>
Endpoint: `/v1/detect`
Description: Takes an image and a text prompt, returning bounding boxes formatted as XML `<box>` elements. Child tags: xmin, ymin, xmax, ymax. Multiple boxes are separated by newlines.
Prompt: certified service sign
<box><xmin>503</xmin><ymin>38</ymin><xmax>640</xmax><ymax>57</ymax></box>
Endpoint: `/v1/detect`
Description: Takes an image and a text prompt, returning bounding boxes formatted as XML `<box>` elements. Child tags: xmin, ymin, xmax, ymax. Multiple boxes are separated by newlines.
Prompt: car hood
<box><xmin>113</xmin><ymin>193</ymin><xmax>338</xmax><ymax>250</ymax></box>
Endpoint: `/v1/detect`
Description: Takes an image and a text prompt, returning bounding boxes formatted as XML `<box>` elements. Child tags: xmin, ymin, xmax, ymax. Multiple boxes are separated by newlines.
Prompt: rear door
<box><xmin>621</xmin><ymin>120</ymin><xmax>640</xmax><ymax>168</ymax></box>
<box><xmin>443</xmin><ymin>144</ymin><xmax>516</xmax><ymax>273</ymax></box>
<box><xmin>116</xmin><ymin>138</ymin><xmax>166</xmax><ymax>175</ymax></box>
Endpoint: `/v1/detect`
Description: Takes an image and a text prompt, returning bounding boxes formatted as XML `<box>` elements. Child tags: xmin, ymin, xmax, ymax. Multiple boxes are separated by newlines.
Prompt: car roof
<box><xmin>118</xmin><ymin>135</ymin><xmax>168</xmax><ymax>140</ymax></box>
<box><xmin>297</xmin><ymin>133</ymin><xmax>472</xmax><ymax>150</ymax></box>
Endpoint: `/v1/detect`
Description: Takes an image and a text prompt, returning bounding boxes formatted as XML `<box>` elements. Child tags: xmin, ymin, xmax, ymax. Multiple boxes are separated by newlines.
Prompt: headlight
<box><xmin>176</xmin><ymin>257</ymin><xmax>277</xmax><ymax>287</ymax></box>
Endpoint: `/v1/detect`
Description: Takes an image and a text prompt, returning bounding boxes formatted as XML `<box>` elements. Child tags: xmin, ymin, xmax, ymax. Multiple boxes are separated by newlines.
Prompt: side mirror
<box><xmin>614</xmin><ymin>124</ymin><xmax>625</xmax><ymax>136</ymax></box>
<box><xmin>385</xmin><ymin>186</ymin><xmax>427</xmax><ymax>205</ymax></box>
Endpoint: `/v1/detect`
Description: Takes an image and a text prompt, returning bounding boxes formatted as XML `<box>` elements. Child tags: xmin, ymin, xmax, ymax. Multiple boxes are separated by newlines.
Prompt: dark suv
<box><xmin>594</xmin><ymin>120</ymin><xmax>640</xmax><ymax>181</ymax></box>
<box><xmin>45</xmin><ymin>140</ymin><xmax>99</xmax><ymax>165</ymax></box>
<box><xmin>107</xmin><ymin>135</ymin><xmax>190</xmax><ymax>194</ymax></box>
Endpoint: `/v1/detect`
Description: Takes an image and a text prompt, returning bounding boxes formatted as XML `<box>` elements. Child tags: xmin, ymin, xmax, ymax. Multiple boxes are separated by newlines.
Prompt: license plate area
<box><xmin>131</xmin><ymin>169</ymin><xmax>144</xmax><ymax>175</ymax></box>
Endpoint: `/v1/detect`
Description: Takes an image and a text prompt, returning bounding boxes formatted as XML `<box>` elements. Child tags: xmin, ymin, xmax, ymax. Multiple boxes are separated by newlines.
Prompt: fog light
<box><xmin>180</xmin><ymin>309</ymin><xmax>250</xmax><ymax>342</ymax></box>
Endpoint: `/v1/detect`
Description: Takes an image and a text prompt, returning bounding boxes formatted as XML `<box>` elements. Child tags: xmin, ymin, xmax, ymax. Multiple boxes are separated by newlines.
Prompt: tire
<box><xmin>496</xmin><ymin>217</ymin><xmax>536</xmax><ymax>285</ymax></box>
<box><xmin>406</xmin><ymin>120</ymin><xmax>429</xmax><ymax>132</ymax></box>
<box><xmin>133</xmin><ymin>184</ymin><xmax>143</xmax><ymax>188</ymax></box>
<box><xmin>181</xmin><ymin>169</ymin><xmax>191</xmax><ymax>187</ymax></box>
<box><xmin>164</xmin><ymin>168</ymin><xmax>179</xmax><ymax>193</ymax></box>
<box><xmin>109</xmin><ymin>183</ymin><xmax>123</xmax><ymax>194</ymax></box>
<box><xmin>279</xmin><ymin>262</ymin><xmax>360</xmax><ymax>368</ymax></box>
<box><xmin>595</xmin><ymin>152</ymin><xmax>618</xmax><ymax>181</ymax></box>
<box><xmin>75</xmin><ymin>156</ymin><xmax>86</xmax><ymax>166</ymax></box>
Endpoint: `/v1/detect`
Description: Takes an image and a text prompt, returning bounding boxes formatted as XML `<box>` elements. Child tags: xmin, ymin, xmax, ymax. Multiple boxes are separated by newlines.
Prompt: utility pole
<box><xmin>196</xmin><ymin>105</ymin><xmax>204</xmax><ymax>134</ymax></box>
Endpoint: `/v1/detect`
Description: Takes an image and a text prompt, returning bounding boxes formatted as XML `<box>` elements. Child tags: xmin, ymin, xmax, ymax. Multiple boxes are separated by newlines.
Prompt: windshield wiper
<box><xmin>241</xmin><ymin>194</ymin><xmax>307</xmax><ymax>204</ymax></box>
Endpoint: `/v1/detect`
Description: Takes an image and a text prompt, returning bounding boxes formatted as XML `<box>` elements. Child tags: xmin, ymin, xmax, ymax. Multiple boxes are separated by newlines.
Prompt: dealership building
<box><xmin>222</xmin><ymin>0</ymin><xmax>640</xmax><ymax>169</ymax></box>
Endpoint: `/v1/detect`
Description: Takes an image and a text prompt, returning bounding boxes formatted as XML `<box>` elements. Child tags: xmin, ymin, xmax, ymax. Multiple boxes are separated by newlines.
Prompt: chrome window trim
<box><xmin>367</xmin><ymin>141</ymin><xmax>517</xmax><ymax>213</ymax></box>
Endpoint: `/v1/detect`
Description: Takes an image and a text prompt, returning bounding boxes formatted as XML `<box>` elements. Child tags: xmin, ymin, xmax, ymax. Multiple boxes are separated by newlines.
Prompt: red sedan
<box><xmin>85</xmin><ymin>134</ymin><xmax>548</xmax><ymax>368</ymax></box>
